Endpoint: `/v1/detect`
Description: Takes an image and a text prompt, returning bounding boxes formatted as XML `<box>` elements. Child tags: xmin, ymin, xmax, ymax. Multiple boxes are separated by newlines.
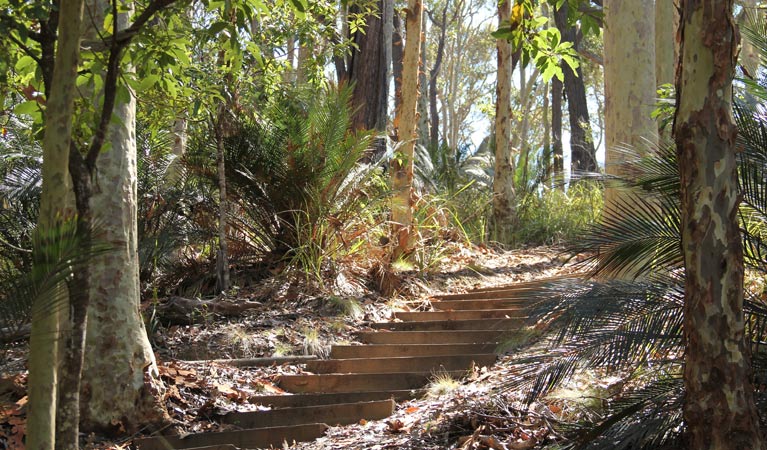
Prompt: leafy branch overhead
<box><xmin>493</xmin><ymin>0</ymin><xmax>602</xmax><ymax>82</ymax></box>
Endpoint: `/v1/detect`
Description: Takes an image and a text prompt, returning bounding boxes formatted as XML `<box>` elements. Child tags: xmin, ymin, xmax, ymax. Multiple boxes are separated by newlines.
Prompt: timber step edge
<box><xmin>393</xmin><ymin>310</ymin><xmax>529</xmax><ymax>321</ymax></box>
<box><xmin>278</xmin><ymin>371</ymin><xmax>468</xmax><ymax>393</ymax></box>
<box><xmin>222</xmin><ymin>399</ymin><xmax>395</xmax><ymax>428</ymax></box>
<box><xmin>370</xmin><ymin>318</ymin><xmax>523</xmax><ymax>331</ymax></box>
<box><xmin>356</xmin><ymin>330</ymin><xmax>507</xmax><ymax>345</ymax></box>
<box><xmin>330</xmin><ymin>343</ymin><xmax>499</xmax><ymax>359</ymax></box>
<box><xmin>132</xmin><ymin>423</ymin><xmax>328</xmax><ymax>450</ymax></box>
<box><xmin>306</xmin><ymin>354</ymin><xmax>497</xmax><ymax>374</ymax></box>
<box><xmin>249</xmin><ymin>390</ymin><xmax>425</xmax><ymax>408</ymax></box>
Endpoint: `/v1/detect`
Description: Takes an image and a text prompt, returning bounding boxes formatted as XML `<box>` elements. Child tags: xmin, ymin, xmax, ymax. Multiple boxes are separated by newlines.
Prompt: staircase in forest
<box><xmin>134</xmin><ymin>283</ymin><xmax>541</xmax><ymax>450</ymax></box>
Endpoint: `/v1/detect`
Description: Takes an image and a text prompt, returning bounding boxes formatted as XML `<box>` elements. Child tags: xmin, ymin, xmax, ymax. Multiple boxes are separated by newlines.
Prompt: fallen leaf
<box><xmin>405</xmin><ymin>406</ymin><xmax>419</xmax><ymax>414</ymax></box>
<box><xmin>386</xmin><ymin>419</ymin><xmax>405</xmax><ymax>432</ymax></box>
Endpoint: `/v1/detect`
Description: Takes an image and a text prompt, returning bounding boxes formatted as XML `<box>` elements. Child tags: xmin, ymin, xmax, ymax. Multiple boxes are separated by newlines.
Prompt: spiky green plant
<box><xmin>202</xmin><ymin>85</ymin><xmax>386</xmax><ymax>280</ymax></box>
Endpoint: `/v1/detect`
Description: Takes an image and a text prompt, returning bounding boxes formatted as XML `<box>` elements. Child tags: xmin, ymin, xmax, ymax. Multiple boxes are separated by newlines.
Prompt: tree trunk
<box><xmin>391</xmin><ymin>0</ymin><xmax>422</xmax><ymax>259</ymax></box>
<box><xmin>348</xmin><ymin>0</ymin><xmax>391</xmax><ymax>134</ymax></box>
<box><xmin>28</xmin><ymin>1</ymin><xmax>82</xmax><ymax>449</ymax></box>
<box><xmin>492</xmin><ymin>0</ymin><xmax>516</xmax><ymax>240</ymax></box>
<box><xmin>215</xmin><ymin>109</ymin><xmax>230</xmax><ymax>293</ymax></box>
<box><xmin>392</xmin><ymin>10</ymin><xmax>404</xmax><ymax>113</ymax></box>
<box><xmin>553</xmin><ymin>3</ymin><xmax>597</xmax><ymax>174</ymax></box>
<box><xmin>551</xmin><ymin>77</ymin><xmax>564</xmax><ymax>175</ymax></box>
<box><xmin>429</xmin><ymin>4</ymin><xmax>449</xmax><ymax>150</ymax></box>
<box><xmin>542</xmin><ymin>81</ymin><xmax>550</xmax><ymax>178</ymax></box>
<box><xmin>655</xmin><ymin>0</ymin><xmax>678</xmax><ymax>88</ymax></box>
<box><xmin>603</xmin><ymin>0</ymin><xmax>657</xmax><ymax>206</ymax></box>
<box><xmin>416</xmin><ymin>9</ymin><xmax>430</xmax><ymax>148</ymax></box>
<box><xmin>79</xmin><ymin>1</ymin><xmax>167</xmax><ymax>433</ymax></box>
<box><xmin>674</xmin><ymin>0</ymin><xmax>765</xmax><ymax>448</ymax></box>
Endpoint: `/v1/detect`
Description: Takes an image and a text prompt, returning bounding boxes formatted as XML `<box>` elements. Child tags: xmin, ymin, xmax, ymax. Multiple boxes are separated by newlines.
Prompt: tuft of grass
<box><xmin>327</xmin><ymin>296</ymin><xmax>364</xmax><ymax>320</ymax></box>
<box><xmin>426</xmin><ymin>372</ymin><xmax>461</xmax><ymax>398</ymax></box>
<box><xmin>273</xmin><ymin>342</ymin><xmax>294</xmax><ymax>357</ymax></box>
<box><xmin>302</xmin><ymin>326</ymin><xmax>329</xmax><ymax>358</ymax></box>
<box><xmin>224</xmin><ymin>325</ymin><xmax>257</xmax><ymax>357</ymax></box>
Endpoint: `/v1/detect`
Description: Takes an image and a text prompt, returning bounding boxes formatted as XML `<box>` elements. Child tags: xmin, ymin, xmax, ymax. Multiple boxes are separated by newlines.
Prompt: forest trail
<box><xmin>133</xmin><ymin>282</ymin><xmax>541</xmax><ymax>450</ymax></box>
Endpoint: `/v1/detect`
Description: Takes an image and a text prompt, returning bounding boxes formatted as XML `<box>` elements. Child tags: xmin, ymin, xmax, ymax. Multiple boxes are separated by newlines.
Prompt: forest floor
<box><xmin>0</xmin><ymin>244</ymin><xmax>592</xmax><ymax>449</ymax></box>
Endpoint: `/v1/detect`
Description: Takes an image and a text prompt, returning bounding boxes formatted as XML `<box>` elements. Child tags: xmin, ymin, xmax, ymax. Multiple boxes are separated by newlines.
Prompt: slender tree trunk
<box><xmin>392</xmin><ymin>10</ymin><xmax>404</xmax><ymax>113</ymax></box>
<box><xmin>551</xmin><ymin>77</ymin><xmax>563</xmax><ymax>175</ymax></box>
<box><xmin>28</xmin><ymin>1</ymin><xmax>83</xmax><ymax>449</ymax></box>
<box><xmin>429</xmin><ymin>4</ymin><xmax>449</xmax><ymax>150</ymax></box>
<box><xmin>603</xmin><ymin>0</ymin><xmax>657</xmax><ymax>206</ymax></box>
<box><xmin>79</xmin><ymin>0</ymin><xmax>168</xmax><ymax>432</ymax></box>
<box><xmin>215</xmin><ymin>110</ymin><xmax>230</xmax><ymax>293</ymax></box>
<box><xmin>391</xmin><ymin>0</ymin><xmax>422</xmax><ymax>259</ymax></box>
<box><xmin>416</xmin><ymin>9</ymin><xmax>430</xmax><ymax>148</ymax></box>
<box><xmin>492</xmin><ymin>0</ymin><xmax>516</xmax><ymax>239</ymax></box>
<box><xmin>542</xmin><ymin>82</ymin><xmax>550</xmax><ymax>178</ymax></box>
<box><xmin>554</xmin><ymin>3</ymin><xmax>597</xmax><ymax>174</ymax></box>
<box><xmin>674</xmin><ymin>1</ymin><xmax>765</xmax><ymax>448</ymax></box>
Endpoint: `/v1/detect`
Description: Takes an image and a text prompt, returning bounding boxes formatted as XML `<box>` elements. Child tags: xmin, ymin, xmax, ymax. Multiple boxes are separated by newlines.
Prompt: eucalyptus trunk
<box><xmin>604</xmin><ymin>0</ymin><xmax>657</xmax><ymax>206</ymax></box>
<box><xmin>391</xmin><ymin>0</ymin><xmax>422</xmax><ymax>259</ymax></box>
<box><xmin>674</xmin><ymin>0</ymin><xmax>765</xmax><ymax>447</ymax></box>
<box><xmin>28</xmin><ymin>1</ymin><xmax>82</xmax><ymax>448</ymax></box>
<box><xmin>79</xmin><ymin>0</ymin><xmax>167</xmax><ymax>432</ymax></box>
<box><xmin>492</xmin><ymin>0</ymin><xmax>515</xmax><ymax>239</ymax></box>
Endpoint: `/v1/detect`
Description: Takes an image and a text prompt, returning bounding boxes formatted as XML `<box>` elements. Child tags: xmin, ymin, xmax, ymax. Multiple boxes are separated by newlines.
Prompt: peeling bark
<box><xmin>391</xmin><ymin>0</ymin><xmax>422</xmax><ymax>259</ymax></box>
<box><xmin>492</xmin><ymin>0</ymin><xmax>518</xmax><ymax>238</ymax></box>
<box><xmin>674</xmin><ymin>0</ymin><xmax>765</xmax><ymax>448</ymax></box>
<box><xmin>79</xmin><ymin>0</ymin><xmax>168</xmax><ymax>433</ymax></box>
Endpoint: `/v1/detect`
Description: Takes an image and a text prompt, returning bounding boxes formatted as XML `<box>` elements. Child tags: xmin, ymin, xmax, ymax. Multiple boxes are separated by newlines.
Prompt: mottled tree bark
<box><xmin>492</xmin><ymin>0</ymin><xmax>516</xmax><ymax>239</ymax></box>
<box><xmin>674</xmin><ymin>0</ymin><xmax>765</xmax><ymax>448</ymax></box>
<box><xmin>79</xmin><ymin>0</ymin><xmax>168</xmax><ymax>433</ymax></box>
<box><xmin>604</xmin><ymin>0</ymin><xmax>656</xmax><ymax>207</ymax></box>
<box><xmin>391</xmin><ymin>0</ymin><xmax>422</xmax><ymax>259</ymax></box>
<box><xmin>553</xmin><ymin>3</ymin><xmax>597</xmax><ymax>174</ymax></box>
<box><xmin>28</xmin><ymin>1</ymin><xmax>83</xmax><ymax>448</ymax></box>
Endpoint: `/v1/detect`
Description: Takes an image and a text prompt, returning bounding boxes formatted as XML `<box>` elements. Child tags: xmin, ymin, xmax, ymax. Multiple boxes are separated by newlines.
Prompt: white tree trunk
<box><xmin>603</xmin><ymin>0</ymin><xmax>657</xmax><ymax>207</ymax></box>
<box><xmin>79</xmin><ymin>0</ymin><xmax>166</xmax><ymax>432</ymax></box>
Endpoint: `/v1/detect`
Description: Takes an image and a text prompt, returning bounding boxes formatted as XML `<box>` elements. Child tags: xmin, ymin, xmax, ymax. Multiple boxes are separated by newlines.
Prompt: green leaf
<box><xmin>14</xmin><ymin>55</ymin><xmax>36</xmax><ymax>72</ymax></box>
<box><xmin>289</xmin><ymin>0</ymin><xmax>308</xmax><ymax>13</ymax></box>
<box><xmin>208</xmin><ymin>21</ymin><xmax>229</xmax><ymax>35</ymax></box>
<box><xmin>139</xmin><ymin>74</ymin><xmax>160</xmax><ymax>92</ymax></box>
<box><xmin>14</xmin><ymin>100</ymin><xmax>40</xmax><ymax>116</ymax></box>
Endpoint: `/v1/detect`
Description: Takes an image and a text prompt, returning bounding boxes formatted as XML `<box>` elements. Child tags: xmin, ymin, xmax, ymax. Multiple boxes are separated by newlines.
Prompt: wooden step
<box><xmin>222</xmin><ymin>400</ymin><xmax>395</xmax><ymax>428</ymax></box>
<box><xmin>356</xmin><ymin>330</ymin><xmax>505</xmax><ymax>345</ymax></box>
<box><xmin>306</xmin><ymin>354</ymin><xmax>497</xmax><ymax>374</ymax></box>
<box><xmin>394</xmin><ymin>310</ymin><xmax>528</xmax><ymax>321</ymax></box>
<box><xmin>330</xmin><ymin>343</ymin><xmax>498</xmax><ymax>359</ymax></box>
<box><xmin>370</xmin><ymin>318</ymin><xmax>522</xmax><ymax>331</ymax></box>
<box><xmin>133</xmin><ymin>423</ymin><xmax>328</xmax><ymax>450</ymax></box>
<box><xmin>430</xmin><ymin>276</ymin><xmax>581</xmax><ymax>300</ymax></box>
<box><xmin>278</xmin><ymin>371</ymin><xmax>465</xmax><ymax>393</ymax></box>
<box><xmin>433</xmin><ymin>299</ymin><xmax>537</xmax><ymax>311</ymax></box>
<box><xmin>249</xmin><ymin>390</ymin><xmax>424</xmax><ymax>408</ymax></box>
